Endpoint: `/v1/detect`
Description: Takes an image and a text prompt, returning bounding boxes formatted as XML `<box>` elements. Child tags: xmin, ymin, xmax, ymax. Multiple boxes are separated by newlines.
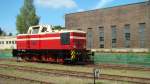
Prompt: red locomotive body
<box><xmin>17</xmin><ymin>31</ymin><xmax>86</xmax><ymax>50</ymax></box>
<box><xmin>13</xmin><ymin>25</ymin><xmax>92</xmax><ymax>64</ymax></box>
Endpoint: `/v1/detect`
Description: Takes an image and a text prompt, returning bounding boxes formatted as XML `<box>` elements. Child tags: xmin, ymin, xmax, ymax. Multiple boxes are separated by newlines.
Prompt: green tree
<box><xmin>53</xmin><ymin>25</ymin><xmax>65</xmax><ymax>30</ymax></box>
<box><xmin>16</xmin><ymin>0</ymin><xmax>40</xmax><ymax>34</ymax></box>
<box><xmin>2</xmin><ymin>32</ymin><xmax>6</xmax><ymax>36</ymax></box>
<box><xmin>0</xmin><ymin>27</ymin><xmax>3</xmax><ymax>35</ymax></box>
<box><xmin>8</xmin><ymin>33</ymin><xmax>13</xmax><ymax>36</ymax></box>
<box><xmin>0</xmin><ymin>27</ymin><xmax>6</xmax><ymax>36</ymax></box>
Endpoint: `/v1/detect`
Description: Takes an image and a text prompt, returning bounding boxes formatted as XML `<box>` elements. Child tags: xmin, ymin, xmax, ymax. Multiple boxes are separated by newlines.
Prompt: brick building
<box><xmin>65</xmin><ymin>1</ymin><xmax>150</xmax><ymax>49</ymax></box>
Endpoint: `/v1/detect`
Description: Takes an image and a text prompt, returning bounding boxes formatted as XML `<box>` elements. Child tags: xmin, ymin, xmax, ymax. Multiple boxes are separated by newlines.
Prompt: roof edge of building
<box><xmin>65</xmin><ymin>1</ymin><xmax>149</xmax><ymax>16</ymax></box>
<box><xmin>0</xmin><ymin>36</ymin><xmax>16</xmax><ymax>39</ymax></box>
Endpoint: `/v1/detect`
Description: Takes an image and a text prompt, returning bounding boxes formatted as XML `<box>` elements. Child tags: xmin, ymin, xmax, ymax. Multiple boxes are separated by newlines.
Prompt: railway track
<box><xmin>86</xmin><ymin>64</ymin><xmax>150</xmax><ymax>72</ymax></box>
<box><xmin>0</xmin><ymin>73</ymin><xmax>52</xmax><ymax>84</ymax></box>
<box><xmin>0</xmin><ymin>58</ymin><xmax>17</xmax><ymax>61</ymax></box>
<box><xmin>2</xmin><ymin>58</ymin><xmax>150</xmax><ymax>72</ymax></box>
<box><xmin>0</xmin><ymin>64</ymin><xmax>150</xmax><ymax>84</ymax></box>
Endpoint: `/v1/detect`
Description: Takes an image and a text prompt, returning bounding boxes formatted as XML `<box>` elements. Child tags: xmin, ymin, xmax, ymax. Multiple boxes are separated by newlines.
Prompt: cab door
<box><xmin>29</xmin><ymin>27</ymin><xmax>40</xmax><ymax>49</ymax></box>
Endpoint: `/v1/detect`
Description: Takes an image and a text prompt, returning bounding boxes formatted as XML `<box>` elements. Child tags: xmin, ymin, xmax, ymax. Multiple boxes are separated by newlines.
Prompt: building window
<box><xmin>6</xmin><ymin>41</ymin><xmax>8</xmax><ymax>44</ymax></box>
<box><xmin>99</xmin><ymin>32</ymin><xmax>104</xmax><ymax>41</ymax></box>
<box><xmin>9</xmin><ymin>41</ymin><xmax>11</xmax><ymax>44</ymax></box>
<box><xmin>111</xmin><ymin>26</ymin><xmax>117</xmax><ymax>48</ymax></box>
<box><xmin>125</xmin><ymin>33</ymin><xmax>130</xmax><ymax>40</ymax></box>
<box><xmin>139</xmin><ymin>23</ymin><xmax>145</xmax><ymax>48</ymax></box>
<box><xmin>99</xmin><ymin>27</ymin><xmax>104</xmax><ymax>48</ymax></box>
<box><xmin>100</xmin><ymin>44</ymin><xmax>104</xmax><ymax>48</ymax></box>
<box><xmin>12</xmin><ymin>41</ymin><xmax>14</xmax><ymax>44</ymax></box>
<box><xmin>87</xmin><ymin>28</ymin><xmax>93</xmax><ymax>48</ymax></box>
<box><xmin>124</xmin><ymin>24</ymin><xmax>131</xmax><ymax>48</ymax></box>
<box><xmin>12</xmin><ymin>41</ymin><xmax>15</xmax><ymax>44</ymax></box>
<box><xmin>2</xmin><ymin>41</ymin><xmax>4</xmax><ymax>44</ymax></box>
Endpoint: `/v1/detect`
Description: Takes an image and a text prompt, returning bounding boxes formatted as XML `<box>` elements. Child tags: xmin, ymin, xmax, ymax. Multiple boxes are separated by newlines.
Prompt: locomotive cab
<box><xmin>27</xmin><ymin>25</ymin><xmax>53</xmax><ymax>34</ymax></box>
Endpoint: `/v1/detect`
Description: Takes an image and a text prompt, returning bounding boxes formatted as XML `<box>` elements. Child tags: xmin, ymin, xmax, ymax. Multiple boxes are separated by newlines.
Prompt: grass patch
<box><xmin>0</xmin><ymin>67</ymin><xmax>126</xmax><ymax>84</ymax></box>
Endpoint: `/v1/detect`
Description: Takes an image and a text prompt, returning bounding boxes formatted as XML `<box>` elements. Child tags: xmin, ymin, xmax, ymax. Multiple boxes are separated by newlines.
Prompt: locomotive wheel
<box><xmin>41</xmin><ymin>56</ymin><xmax>46</xmax><ymax>62</ymax></box>
<box><xmin>32</xmin><ymin>56</ymin><xmax>37</xmax><ymax>61</ymax></box>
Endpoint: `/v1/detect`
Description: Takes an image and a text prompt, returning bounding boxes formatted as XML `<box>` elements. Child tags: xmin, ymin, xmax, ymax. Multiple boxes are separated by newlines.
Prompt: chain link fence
<box><xmin>0</xmin><ymin>50</ymin><xmax>12</xmax><ymax>58</ymax></box>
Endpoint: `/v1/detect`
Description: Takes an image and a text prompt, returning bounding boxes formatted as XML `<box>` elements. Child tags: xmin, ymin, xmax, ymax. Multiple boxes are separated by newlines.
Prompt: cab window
<box><xmin>32</xmin><ymin>27</ymin><xmax>39</xmax><ymax>34</ymax></box>
<box><xmin>60</xmin><ymin>33</ymin><xmax>70</xmax><ymax>45</ymax></box>
<box><xmin>41</xmin><ymin>27</ymin><xmax>47</xmax><ymax>32</ymax></box>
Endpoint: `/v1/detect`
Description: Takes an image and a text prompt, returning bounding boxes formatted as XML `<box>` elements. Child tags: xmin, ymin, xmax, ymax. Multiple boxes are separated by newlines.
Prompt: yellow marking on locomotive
<box><xmin>71</xmin><ymin>50</ymin><xmax>76</xmax><ymax>60</ymax></box>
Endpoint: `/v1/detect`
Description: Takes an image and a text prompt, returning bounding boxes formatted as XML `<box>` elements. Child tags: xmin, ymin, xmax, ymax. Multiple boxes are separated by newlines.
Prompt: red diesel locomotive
<box><xmin>13</xmin><ymin>25</ymin><xmax>93</xmax><ymax>64</ymax></box>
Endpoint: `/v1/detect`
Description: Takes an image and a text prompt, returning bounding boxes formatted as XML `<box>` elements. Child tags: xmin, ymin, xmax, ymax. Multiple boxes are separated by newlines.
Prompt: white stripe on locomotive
<box><xmin>17</xmin><ymin>36</ymin><xmax>86</xmax><ymax>41</ymax></box>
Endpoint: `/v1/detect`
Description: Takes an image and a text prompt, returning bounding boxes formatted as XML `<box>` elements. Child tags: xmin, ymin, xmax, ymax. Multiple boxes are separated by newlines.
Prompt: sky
<box><xmin>0</xmin><ymin>0</ymin><xmax>147</xmax><ymax>35</ymax></box>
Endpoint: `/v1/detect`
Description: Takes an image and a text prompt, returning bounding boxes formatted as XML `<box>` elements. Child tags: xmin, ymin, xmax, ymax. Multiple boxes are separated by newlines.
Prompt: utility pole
<box><xmin>148</xmin><ymin>0</ymin><xmax>150</xmax><ymax>48</ymax></box>
<box><xmin>93</xmin><ymin>68</ymin><xmax>100</xmax><ymax>84</ymax></box>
